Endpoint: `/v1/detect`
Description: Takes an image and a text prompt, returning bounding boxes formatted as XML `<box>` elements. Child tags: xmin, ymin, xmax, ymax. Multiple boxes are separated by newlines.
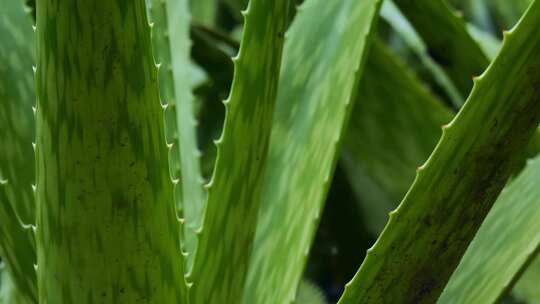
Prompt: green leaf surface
<box><xmin>342</xmin><ymin>40</ymin><xmax>453</xmax><ymax>235</ymax></box>
<box><xmin>392</xmin><ymin>0</ymin><xmax>490</xmax><ymax>101</ymax></box>
<box><xmin>244</xmin><ymin>0</ymin><xmax>383</xmax><ymax>303</ymax></box>
<box><xmin>187</xmin><ymin>0</ymin><xmax>291</xmax><ymax>303</ymax></box>
<box><xmin>439</xmin><ymin>155</ymin><xmax>540</xmax><ymax>304</ymax></box>
<box><xmin>338</xmin><ymin>1</ymin><xmax>540</xmax><ymax>302</ymax></box>
<box><xmin>35</xmin><ymin>0</ymin><xmax>186</xmax><ymax>302</ymax></box>
<box><xmin>0</xmin><ymin>1</ymin><xmax>37</xmax><ymax>302</ymax></box>
<box><xmin>148</xmin><ymin>0</ymin><xmax>206</xmax><ymax>267</ymax></box>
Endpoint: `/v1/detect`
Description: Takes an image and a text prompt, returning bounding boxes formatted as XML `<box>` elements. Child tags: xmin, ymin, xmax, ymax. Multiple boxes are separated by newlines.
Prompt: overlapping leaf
<box><xmin>148</xmin><ymin>0</ymin><xmax>206</xmax><ymax>267</ymax></box>
<box><xmin>439</xmin><ymin>155</ymin><xmax>540</xmax><ymax>304</ymax></box>
<box><xmin>342</xmin><ymin>40</ymin><xmax>453</xmax><ymax>235</ymax></box>
<box><xmin>339</xmin><ymin>1</ymin><xmax>540</xmax><ymax>302</ymax></box>
<box><xmin>244</xmin><ymin>0</ymin><xmax>383</xmax><ymax>302</ymax></box>
<box><xmin>187</xmin><ymin>0</ymin><xmax>291</xmax><ymax>303</ymax></box>
<box><xmin>0</xmin><ymin>1</ymin><xmax>37</xmax><ymax>302</ymax></box>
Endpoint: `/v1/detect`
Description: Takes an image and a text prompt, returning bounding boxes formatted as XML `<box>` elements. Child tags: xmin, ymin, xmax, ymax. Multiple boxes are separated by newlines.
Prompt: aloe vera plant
<box><xmin>2</xmin><ymin>0</ymin><xmax>540</xmax><ymax>303</ymax></box>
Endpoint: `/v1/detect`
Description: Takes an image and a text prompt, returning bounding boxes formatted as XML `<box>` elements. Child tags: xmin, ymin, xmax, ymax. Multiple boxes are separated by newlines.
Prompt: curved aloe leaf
<box><xmin>393</xmin><ymin>0</ymin><xmax>489</xmax><ymax>101</ymax></box>
<box><xmin>148</xmin><ymin>0</ymin><xmax>206</xmax><ymax>266</ymax></box>
<box><xmin>244</xmin><ymin>0</ymin><xmax>383</xmax><ymax>303</ymax></box>
<box><xmin>35</xmin><ymin>0</ymin><xmax>186</xmax><ymax>302</ymax></box>
<box><xmin>342</xmin><ymin>40</ymin><xmax>453</xmax><ymax>235</ymax></box>
<box><xmin>439</xmin><ymin>155</ymin><xmax>540</xmax><ymax>304</ymax></box>
<box><xmin>187</xmin><ymin>0</ymin><xmax>291</xmax><ymax>302</ymax></box>
<box><xmin>0</xmin><ymin>1</ymin><xmax>37</xmax><ymax>302</ymax></box>
<box><xmin>339</xmin><ymin>1</ymin><xmax>540</xmax><ymax>302</ymax></box>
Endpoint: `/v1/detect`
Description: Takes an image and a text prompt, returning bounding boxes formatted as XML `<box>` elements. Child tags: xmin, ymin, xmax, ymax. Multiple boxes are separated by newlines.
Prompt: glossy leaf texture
<box><xmin>339</xmin><ymin>1</ymin><xmax>540</xmax><ymax>302</ymax></box>
<box><xmin>34</xmin><ymin>0</ymin><xmax>186</xmax><ymax>302</ymax></box>
<box><xmin>342</xmin><ymin>39</ymin><xmax>453</xmax><ymax>235</ymax></box>
<box><xmin>392</xmin><ymin>0</ymin><xmax>489</xmax><ymax>103</ymax></box>
<box><xmin>0</xmin><ymin>1</ymin><xmax>37</xmax><ymax>302</ymax></box>
<box><xmin>148</xmin><ymin>0</ymin><xmax>206</xmax><ymax>267</ymax></box>
<box><xmin>439</xmin><ymin>155</ymin><xmax>540</xmax><ymax>304</ymax></box>
<box><xmin>244</xmin><ymin>0</ymin><xmax>383</xmax><ymax>303</ymax></box>
<box><xmin>187</xmin><ymin>0</ymin><xmax>291</xmax><ymax>303</ymax></box>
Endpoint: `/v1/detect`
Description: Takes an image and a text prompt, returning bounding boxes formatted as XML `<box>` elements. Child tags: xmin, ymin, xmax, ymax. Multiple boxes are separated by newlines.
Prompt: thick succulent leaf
<box><xmin>342</xmin><ymin>40</ymin><xmax>453</xmax><ymax>235</ymax></box>
<box><xmin>34</xmin><ymin>0</ymin><xmax>186</xmax><ymax>302</ymax></box>
<box><xmin>392</xmin><ymin>0</ymin><xmax>489</xmax><ymax>101</ymax></box>
<box><xmin>380</xmin><ymin>1</ymin><xmax>463</xmax><ymax>106</ymax></box>
<box><xmin>513</xmin><ymin>256</ymin><xmax>540</xmax><ymax>304</ymax></box>
<box><xmin>0</xmin><ymin>1</ymin><xmax>37</xmax><ymax>302</ymax></box>
<box><xmin>244</xmin><ymin>0</ymin><xmax>383</xmax><ymax>303</ymax></box>
<box><xmin>338</xmin><ymin>1</ymin><xmax>540</xmax><ymax>302</ymax></box>
<box><xmin>148</xmin><ymin>0</ymin><xmax>206</xmax><ymax>266</ymax></box>
<box><xmin>438</xmin><ymin>155</ymin><xmax>540</xmax><ymax>304</ymax></box>
<box><xmin>187</xmin><ymin>0</ymin><xmax>291</xmax><ymax>303</ymax></box>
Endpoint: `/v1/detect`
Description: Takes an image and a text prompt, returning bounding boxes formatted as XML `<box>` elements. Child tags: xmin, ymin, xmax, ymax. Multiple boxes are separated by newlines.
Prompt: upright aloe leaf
<box><xmin>35</xmin><ymin>0</ymin><xmax>186</xmax><ymax>302</ymax></box>
<box><xmin>244</xmin><ymin>0</ymin><xmax>383</xmax><ymax>303</ymax></box>
<box><xmin>0</xmin><ymin>1</ymin><xmax>37</xmax><ymax>302</ymax></box>
<box><xmin>393</xmin><ymin>0</ymin><xmax>489</xmax><ymax>100</ymax></box>
<box><xmin>439</xmin><ymin>155</ymin><xmax>540</xmax><ymax>304</ymax></box>
<box><xmin>342</xmin><ymin>40</ymin><xmax>453</xmax><ymax>235</ymax></box>
<box><xmin>148</xmin><ymin>0</ymin><xmax>206</xmax><ymax>265</ymax></box>
<box><xmin>339</xmin><ymin>1</ymin><xmax>540</xmax><ymax>302</ymax></box>
<box><xmin>0</xmin><ymin>0</ymin><xmax>35</xmax><ymax>229</ymax></box>
<box><xmin>187</xmin><ymin>0</ymin><xmax>291</xmax><ymax>303</ymax></box>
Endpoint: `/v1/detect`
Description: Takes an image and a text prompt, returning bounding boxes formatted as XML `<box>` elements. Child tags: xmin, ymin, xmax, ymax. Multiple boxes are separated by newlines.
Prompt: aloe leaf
<box><xmin>338</xmin><ymin>1</ymin><xmax>540</xmax><ymax>302</ymax></box>
<box><xmin>0</xmin><ymin>1</ymin><xmax>37</xmax><ymax>302</ymax></box>
<box><xmin>513</xmin><ymin>256</ymin><xmax>540</xmax><ymax>303</ymax></box>
<box><xmin>35</xmin><ymin>0</ymin><xmax>186</xmax><ymax>302</ymax></box>
<box><xmin>392</xmin><ymin>0</ymin><xmax>490</xmax><ymax>101</ymax></box>
<box><xmin>186</xmin><ymin>0</ymin><xmax>291</xmax><ymax>302</ymax></box>
<box><xmin>243</xmin><ymin>0</ymin><xmax>383</xmax><ymax>303</ymax></box>
<box><xmin>342</xmin><ymin>39</ymin><xmax>453</xmax><ymax>235</ymax></box>
<box><xmin>148</xmin><ymin>0</ymin><xmax>206</xmax><ymax>266</ymax></box>
<box><xmin>438</xmin><ymin>155</ymin><xmax>540</xmax><ymax>304</ymax></box>
<box><xmin>0</xmin><ymin>0</ymin><xmax>35</xmax><ymax>229</ymax></box>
